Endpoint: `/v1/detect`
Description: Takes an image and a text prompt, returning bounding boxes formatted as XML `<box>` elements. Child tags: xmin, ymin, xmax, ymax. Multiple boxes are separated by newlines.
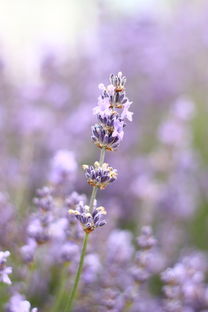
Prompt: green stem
<box><xmin>63</xmin><ymin>147</ymin><xmax>106</xmax><ymax>312</ymax></box>
<box><xmin>89</xmin><ymin>186</ymin><xmax>97</xmax><ymax>212</ymax></box>
<box><xmin>89</xmin><ymin>148</ymin><xmax>105</xmax><ymax>211</ymax></box>
<box><xmin>64</xmin><ymin>233</ymin><xmax>89</xmax><ymax>312</ymax></box>
<box><xmin>99</xmin><ymin>147</ymin><xmax>106</xmax><ymax>166</ymax></box>
<box><xmin>51</xmin><ymin>264</ymin><xmax>68</xmax><ymax>312</ymax></box>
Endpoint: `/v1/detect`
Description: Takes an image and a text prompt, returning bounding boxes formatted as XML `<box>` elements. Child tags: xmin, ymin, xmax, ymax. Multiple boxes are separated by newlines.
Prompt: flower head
<box><xmin>0</xmin><ymin>250</ymin><xmax>12</xmax><ymax>285</ymax></box>
<box><xmin>69</xmin><ymin>201</ymin><xmax>107</xmax><ymax>233</ymax></box>
<box><xmin>137</xmin><ymin>226</ymin><xmax>157</xmax><ymax>250</ymax></box>
<box><xmin>49</xmin><ymin>150</ymin><xmax>77</xmax><ymax>185</ymax></box>
<box><xmin>6</xmin><ymin>293</ymin><xmax>38</xmax><ymax>312</ymax></box>
<box><xmin>91</xmin><ymin>124</ymin><xmax>122</xmax><ymax>151</ymax></box>
<box><xmin>110</xmin><ymin>72</ymin><xmax>127</xmax><ymax>92</ymax></box>
<box><xmin>27</xmin><ymin>217</ymin><xmax>50</xmax><ymax>245</ymax></box>
<box><xmin>91</xmin><ymin>72</ymin><xmax>133</xmax><ymax>151</ymax></box>
<box><xmin>33</xmin><ymin>186</ymin><xmax>54</xmax><ymax>212</ymax></box>
<box><xmin>82</xmin><ymin>162</ymin><xmax>118</xmax><ymax>189</ymax></box>
<box><xmin>20</xmin><ymin>240</ymin><xmax>37</xmax><ymax>263</ymax></box>
<box><xmin>130</xmin><ymin>226</ymin><xmax>161</xmax><ymax>283</ymax></box>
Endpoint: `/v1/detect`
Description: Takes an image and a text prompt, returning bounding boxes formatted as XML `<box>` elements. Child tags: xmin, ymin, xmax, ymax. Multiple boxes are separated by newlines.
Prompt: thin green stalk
<box><xmin>89</xmin><ymin>148</ymin><xmax>105</xmax><ymax>211</ymax></box>
<box><xmin>51</xmin><ymin>264</ymin><xmax>68</xmax><ymax>312</ymax></box>
<box><xmin>89</xmin><ymin>186</ymin><xmax>97</xmax><ymax>212</ymax></box>
<box><xmin>99</xmin><ymin>147</ymin><xmax>106</xmax><ymax>166</ymax></box>
<box><xmin>64</xmin><ymin>232</ymin><xmax>89</xmax><ymax>312</ymax></box>
<box><xmin>64</xmin><ymin>147</ymin><xmax>106</xmax><ymax>312</ymax></box>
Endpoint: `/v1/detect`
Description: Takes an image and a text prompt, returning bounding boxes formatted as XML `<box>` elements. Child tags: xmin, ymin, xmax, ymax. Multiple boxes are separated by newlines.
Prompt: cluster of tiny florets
<box><xmin>131</xmin><ymin>226</ymin><xmax>160</xmax><ymax>283</ymax></box>
<box><xmin>92</xmin><ymin>72</ymin><xmax>133</xmax><ymax>151</ymax></box>
<box><xmin>27</xmin><ymin>187</ymin><xmax>54</xmax><ymax>244</ymax></box>
<box><xmin>69</xmin><ymin>201</ymin><xmax>107</xmax><ymax>233</ymax></box>
<box><xmin>161</xmin><ymin>253</ymin><xmax>207</xmax><ymax>311</ymax></box>
<box><xmin>0</xmin><ymin>251</ymin><xmax>12</xmax><ymax>285</ymax></box>
<box><xmin>33</xmin><ymin>186</ymin><xmax>54</xmax><ymax>212</ymax></box>
<box><xmin>82</xmin><ymin>162</ymin><xmax>117</xmax><ymax>189</ymax></box>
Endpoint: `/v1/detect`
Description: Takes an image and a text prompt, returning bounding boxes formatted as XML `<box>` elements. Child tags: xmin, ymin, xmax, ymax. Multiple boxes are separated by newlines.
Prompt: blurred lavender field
<box><xmin>1</xmin><ymin>1</ymin><xmax>208</xmax><ymax>311</ymax></box>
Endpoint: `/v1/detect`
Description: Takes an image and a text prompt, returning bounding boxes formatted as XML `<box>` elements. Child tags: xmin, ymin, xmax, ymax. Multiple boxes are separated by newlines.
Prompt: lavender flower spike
<box><xmin>130</xmin><ymin>226</ymin><xmax>161</xmax><ymax>284</ymax></box>
<box><xmin>0</xmin><ymin>250</ymin><xmax>12</xmax><ymax>285</ymax></box>
<box><xmin>66</xmin><ymin>72</ymin><xmax>132</xmax><ymax>311</ymax></box>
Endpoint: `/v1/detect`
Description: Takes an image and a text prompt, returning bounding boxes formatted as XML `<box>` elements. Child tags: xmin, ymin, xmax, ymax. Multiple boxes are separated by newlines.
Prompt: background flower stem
<box><xmin>51</xmin><ymin>263</ymin><xmax>68</xmax><ymax>312</ymax></box>
<box><xmin>99</xmin><ymin>147</ymin><xmax>106</xmax><ymax>166</ymax></box>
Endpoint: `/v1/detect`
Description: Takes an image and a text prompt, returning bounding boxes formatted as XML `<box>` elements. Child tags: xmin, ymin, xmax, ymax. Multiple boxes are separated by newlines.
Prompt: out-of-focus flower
<box><xmin>26</xmin><ymin>186</ymin><xmax>56</xmax><ymax>246</ymax></box>
<box><xmin>158</xmin><ymin>98</ymin><xmax>195</xmax><ymax>148</ymax></box>
<box><xmin>131</xmin><ymin>174</ymin><xmax>161</xmax><ymax>202</ymax></box>
<box><xmin>58</xmin><ymin>242</ymin><xmax>79</xmax><ymax>263</ymax></box>
<box><xmin>44</xmin><ymin>84</ymin><xmax>70</xmax><ymax>109</ymax></box>
<box><xmin>27</xmin><ymin>216</ymin><xmax>51</xmax><ymax>245</ymax></box>
<box><xmin>161</xmin><ymin>252</ymin><xmax>207</xmax><ymax>311</ymax></box>
<box><xmin>131</xmin><ymin>226</ymin><xmax>163</xmax><ymax>283</ymax></box>
<box><xmin>20</xmin><ymin>240</ymin><xmax>37</xmax><ymax>263</ymax></box>
<box><xmin>0</xmin><ymin>193</ymin><xmax>14</xmax><ymax>247</ymax></box>
<box><xmin>83</xmin><ymin>253</ymin><xmax>101</xmax><ymax>283</ymax></box>
<box><xmin>0</xmin><ymin>250</ymin><xmax>12</xmax><ymax>285</ymax></box>
<box><xmin>49</xmin><ymin>150</ymin><xmax>77</xmax><ymax>185</ymax></box>
<box><xmin>171</xmin><ymin>97</ymin><xmax>195</xmax><ymax>121</ymax></box>
<box><xmin>6</xmin><ymin>293</ymin><xmax>38</xmax><ymax>312</ymax></box>
<box><xmin>99</xmin><ymin>288</ymin><xmax>125</xmax><ymax>312</ymax></box>
<box><xmin>137</xmin><ymin>225</ymin><xmax>157</xmax><ymax>249</ymax></box>
<box><xmin>48</xmin><ymin>217</ymin><xmax>68</xmax><ymax>241</ymax></box>
<box><xmin>107</xmin><ymin>230</ymin><xmax>133</xmax><ymax>263</ymax></box>
<box><xmin>33</xmin><ymin>186</ymin><xmax>54</xmax><ymax>212</ymax></box>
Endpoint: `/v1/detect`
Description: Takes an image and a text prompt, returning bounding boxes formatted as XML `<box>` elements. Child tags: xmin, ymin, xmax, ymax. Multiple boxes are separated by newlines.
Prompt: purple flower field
<box><xmin>1</xmin><ymin>1</ymin><xmax>208</xmax><ymax>311</ymax></box>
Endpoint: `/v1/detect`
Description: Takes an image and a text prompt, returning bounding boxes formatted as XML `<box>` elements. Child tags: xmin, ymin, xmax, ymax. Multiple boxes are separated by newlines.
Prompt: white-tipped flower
<box><xmin>0</xmin><ymin>250</ymin><xmax>12</xmax><ymax>285</ymax></box>
<box><xmin>49</xmin><ymin>149</ymin><xmax>77</xmax><ymax>185</ymax></box>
